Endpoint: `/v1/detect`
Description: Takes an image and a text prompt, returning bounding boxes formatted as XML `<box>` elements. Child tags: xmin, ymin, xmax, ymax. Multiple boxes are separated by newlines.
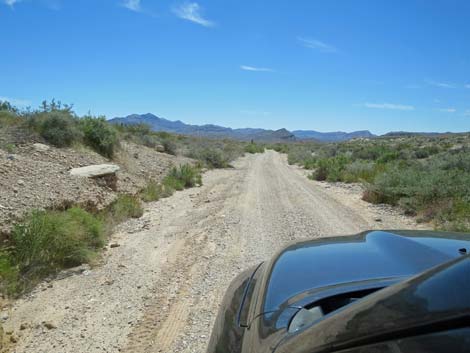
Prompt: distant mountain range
<box><xmin>292</xmin><ymin>130</ymin><xmax>375</xmax><ymax>142</ymax></box>
<box><xmin>109</xmin><ymin>113</ymin><xmax>376</xmax><ymax>142</ymax></box>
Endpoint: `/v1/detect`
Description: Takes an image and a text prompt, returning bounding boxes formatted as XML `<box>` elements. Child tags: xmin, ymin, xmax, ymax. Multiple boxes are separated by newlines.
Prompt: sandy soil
<box><xmin>3</xmin><ymin>150</ymin><xmax>428</xmax><ymax>353</ymax></box>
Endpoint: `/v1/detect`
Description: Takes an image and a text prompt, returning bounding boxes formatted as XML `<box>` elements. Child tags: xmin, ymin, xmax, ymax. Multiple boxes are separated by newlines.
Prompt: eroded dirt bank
<box><xmin>3</xmin><ymin>151</ymin><xmax>426</xmax><ymax>353</ymax></box>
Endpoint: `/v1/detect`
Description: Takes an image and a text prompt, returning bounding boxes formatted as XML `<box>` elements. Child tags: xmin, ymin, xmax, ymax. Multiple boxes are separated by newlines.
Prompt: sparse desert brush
<box><xmin>165</xmin><ymin>164</ymin><xmax>202</xmax><ymax>190</ymax></box>
<box><xmin>287</xmin><ymin>145</ymin><xmax>317</xmax><ymax>165</ymax></box>
<box><xmin>140</xmin><ymin>181</ymin><xmax>164</xmax><ymax>202</ymax></box>
<box><xmin>342</xmin><ymin>160</ymin><xmax>378</xmax><ymax>183</ymax></box>
<box><xmin>286</xmin><ymin>134</ymin><xmax>470</xmax><ymax>231</ymax></box>
<box><xmin>4</xmin><ymin>208</ymin><xmax>105</xmax><ymax>293</ymax></box>
<box><xmin>0</xmin><ymin>251</ymin><xmax>20</xmax><ymax>295</ymax></box>
<box><xmin>0</xmin><ymin>110</ymin><xmax>21</xmax><ymax>128</ymax></box>
<box><xmin>311</xmin><ymin>156</ymin><xmax>349</xmax><ymax>182</ymax></box>
<box><xmin>244</xmin><ymin>143</ymin><xmax>264</xmax><ymax>154</ymax></box>
<box><xmin>269</xmin><ymin>143</ymin><xmax>290</xmax><ymax>154</ymax></box>
<box><xmin>29</xmin><ymin>110</ymin><xmax>83</xmax><ymax>147</ymax></box>
<box><xmin>189</xmin><ymin>147</ymin><xmax>230</xmax><ymax>168</ymax></box>
<box><xmin>79</xmin><ymin>116</ymin><xmax>119</xmax><ymax>158</ymax></box>
<box><xmin>161</xmin><ymin>139</ymin><xmax>178</xmax><ymax>155</ymax></box>
<box><xmin>106</xmin><ymin>195</ymin><xmax>144</xmax><ymax>224</ymax></box>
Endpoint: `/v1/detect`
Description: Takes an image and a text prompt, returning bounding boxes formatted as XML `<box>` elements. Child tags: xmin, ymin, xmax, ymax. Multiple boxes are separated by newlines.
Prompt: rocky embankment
<box><xmin>0</xmin><ymin>140</ymin><xmax>191</xmax><ymax>236</ymax></box>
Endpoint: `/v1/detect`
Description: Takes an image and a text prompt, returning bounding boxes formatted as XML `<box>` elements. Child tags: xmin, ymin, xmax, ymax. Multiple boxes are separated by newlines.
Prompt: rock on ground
<box><xmin>69</xmin><ymin>164</ymin><xmax>120</xmax><ymax>178</ymax></box>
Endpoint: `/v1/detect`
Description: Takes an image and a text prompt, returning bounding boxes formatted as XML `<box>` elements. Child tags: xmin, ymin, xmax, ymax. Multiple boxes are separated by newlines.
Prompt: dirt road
<box><xmin>4</xmin><ymin>151</ymin><xmax>424</xmax><ymax>353</ymax></box>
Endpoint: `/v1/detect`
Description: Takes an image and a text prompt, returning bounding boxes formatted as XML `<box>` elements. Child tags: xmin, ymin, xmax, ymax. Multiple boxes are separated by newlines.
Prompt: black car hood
<box><xmin>275</xmin><ymin>253</ymin><xmax>470</xmax><ymax>353</ymax></box>
<box><xmin>263</xmin><ymin>230</ymin><xmax>470</xmax><ymax>313</ymax></box>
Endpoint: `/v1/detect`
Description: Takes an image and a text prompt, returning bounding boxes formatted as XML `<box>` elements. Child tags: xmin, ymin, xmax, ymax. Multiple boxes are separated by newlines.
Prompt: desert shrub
<box><xmin>140</xmin><ymin>181</ymin><xmax>173</xmax><ymax>202</ymax></box>
<box><xmin>353</xmin><ymin>145</ymin><xmax>391</xmax><ymax>160</ymax></box>
<box><xmin>167</xmin><ymin>164</ymin><xmax>202</xmax><ymax>188</ymax></box>
<box><xmin>312</xmin><ymin>159</ymin><xmax>329</xmax><ymax>181</ymax></box>
<box><xmin>140</xmin><ymin>164</ymin><xmax>202</xmax><ymax>202</ymax></box>
<box><xmin>0</xmin><ymin>101</ymin><xmax>18</xmax><ymax>113</ymax></box>
<box><xmin>30</xmin><ymin>111</ymin><xmax>82</xmax><ymax>147</ymax></box>
<box><xmin>140</xmin><ymin>134</ymin><xmax>159</xmax><ymax>148</ymax></box>
<box><xmin>115</xmin><ymin>123</ymin><xmax>161</xmax><ymax>148</ymax></box>
<box><xmin>79</xmin><ymin>116</ymin><xmax>119</xmax><ymax>158</ymax></box>
<box><xmin>107</xmin><ymin>195</ymin><xmax>143</xmax><ymax>223</ymax></box>
<box><xmin>364</xmin><ymin>163</ymin><xmax>470</xmax><ymax>216</ymax></box>
<box><xmin>362</xmin><ymin>187</ymin><xmax>387</xmax><ymax>204</ymax></box>
<box><xmin>342</xmin><ymin>160</ymin><xmax>379</xmax><ymax>183</ymax></box>
<box><xmin>193</xmin><ymin>148</ymin><xmax>230</xmax><ymax>168</ymax></box>
<box><xmin>270</xmin><ymin>143</ymin><xmax>290</xmax><ymax>154</ymax></box>
<box><xmin>154</xmin><ymin>131</ymin><xmax>172</xmax><ymax>139</ymax></box>
<box><xmin>311</xmin><ymin>156</ymin><xmax>349</xmax><ymax>182</ymax></box>
<box><xmin>140</xmin><ymin>181</ymin><xmax>163</xmax><ymax>202</ymax></box>
<box><xmin>414</xmin><ymin>146</ymin><xmax>440</xmax><ymax>159</ymax></box>
<box><xmin>376</xmin><ymin>151</ymin><xmax>401</xmax><ymax>164</ymax></box>
<box><xmin>161</xmin><ymin>139</ymin><xmax>178</xmax><ymax>155</ymax></box>
<box><xmin>116</xmin><ymin>123</ymin><xmax>152</xmax><ymax>136</ymax></box>
<box><xmin>437</xmin><ymin>199</ymin><xmax>470</xmax><ymax>232</ymax></box>
<box><xmin>244</xmin><ymin>143</ymin><xmax>264</xmax><ymax>154</ymax></box>
<box><xmin>221</xmin><ymin>142</ymin><xmax>245</xmax><ymax>163</ymax></box>
<box><xmin>0</xmin><ymin>252</ymin><xmax>19</xmax><ymax>295</ymax></box>
<box><xmin>431</xmin><ymin>152</ymin><xmax>470</xmax><ymax>172</ymax></box>
<box><xmin>163</xmin><ymin>175</ymin><xmax>185</xmax><ymax>191</ymax></box>
<box><xmin>287</xmin><ymin>146</ymin><xmax>316</xmax><ymax>165</ymax></box>
<box><xmin>0</xmin><ymin>110</ymin><xmax>21</xmax><ymax>128</ymax></box>
<box><xmin>10</xmin><ymin>208</ymin><xmax>104</xmax><ymax>289</ymax></box>
<box><xmin>2</xmin><ymin>143</ymin><xmax>16</xmax><ymax>153</ymax></box>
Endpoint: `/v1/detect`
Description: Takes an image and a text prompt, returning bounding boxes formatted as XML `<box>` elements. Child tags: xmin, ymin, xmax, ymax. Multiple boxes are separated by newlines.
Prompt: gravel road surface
<box><xmin>3</xmin><ymin>151</ymin><xmax>425</xmax><ymax>353</ymax></box>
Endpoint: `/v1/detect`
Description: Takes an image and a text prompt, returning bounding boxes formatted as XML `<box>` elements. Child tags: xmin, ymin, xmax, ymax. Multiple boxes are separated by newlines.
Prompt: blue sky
<box><xmin>1</xmin><ymin>0</ymin><xmax>470</xmax><ymax>134</ymax></box>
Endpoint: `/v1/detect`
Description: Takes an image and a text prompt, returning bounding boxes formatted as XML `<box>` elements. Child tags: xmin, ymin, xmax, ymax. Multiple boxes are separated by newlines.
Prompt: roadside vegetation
<box><xmin>244</xmin><ymin>142</ymin><xmax>265</xmax><ymax>154</ymax></box>
<box><xmin>271</xmin><ymin>134</ymin><xmax>470</xmax><ymax>232</ymax></box>
<box><xmin>0</xmin><ymin>99</ymin><xmax>243</xmax><ymax>296</ymax></box>
<box><xmin>1</xmin><ymin>99</ymin><xmax>256</xmax><ymax>168</ymax></box>
<box><xmin>0</xmin><ymin>162</ymin><xmax>202</xmax><ymax>296</ymax></box>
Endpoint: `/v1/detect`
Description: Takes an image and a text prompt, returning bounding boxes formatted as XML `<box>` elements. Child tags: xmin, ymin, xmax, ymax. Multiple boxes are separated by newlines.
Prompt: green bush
<box><xmin>162</xmin><ymin>139</ymin><xmax>178</xmax><ymax>155</ymax></box>
<box><xmin>140</xmin><ymin>181</ymin><xmax>173</xmax><ymax>202</ymax></box>
<box><xmin>79</xmin><ymin>116</ymin><xmax>119</xmax><ymax>158</ymax></box>
<box><xmin>193</xmin><ymin>148</ymin><xmax>230</xmax><ymax>168</ymax></box>
<box><xmin>342</xmin><ymin>160</ymin><xmax>379</xmax><ymax>183</ymax></box>
<box><xmin>0</xmin><ymin>252</ymin><xmax>19</xmax><ymax>295</ymax></box>
<box><xmin>10</xmin><ymin>208</ymin><xmax>104</xmax><ymax>288</ymax></box>
<box><xmin>270</xmin><ymin>143</ymin><xmax>290</xmax><ymax>154</ymax></box>
<box><xmin>107</xmin><ymin>195</ymin><xmax>143</xmax><ymax>223</ymax></box>
<box><xmin>115</xmin><ymin>123</ymin><xmax>152</xmax><ymax>136</ymax></box>
<box><xmin>31</xmin><ymin>111</ymin><xmax>82</xmax><ymax>147</ymax></box>
<box><xmin>303</xmin><ymin>158</ymin><xmax>317</xmax><ymax>170</ymax></box>
<box><xmin>163</xmin><ymin>175</ymin><xmax>185</xmax><ymax>191</ymax></box>
<box><xmin>311</xmin><ymin>156</ymin><xmax>349</xmax><ymax>182</ymax></box>
<box><xmin>287</xmin><ymin>146</ymin><xmax>317</xmax><ymax>165</ymax></box>
<box><xmin>244</xmin><ymin>143</ymin><xmax>264</xmax><ymax>154</ymax></box>
<box><xmin>2</xmin><ymin>143</ymin><xmax>16</xmax><ymax>154</ymax></box>
<box><xmin>167</xmin><ymin>164</ymin><xmax>202</xmax><ymax>188</ymax></box>
<box><xmin>0</xmin><ymin>110</ymin><xmax>21</xmax><ymax>128</ymax></box>
<box><xmin>115</xmin><ymin>124</ymin><xmax>161</xmax><ymax>148</ymax></box>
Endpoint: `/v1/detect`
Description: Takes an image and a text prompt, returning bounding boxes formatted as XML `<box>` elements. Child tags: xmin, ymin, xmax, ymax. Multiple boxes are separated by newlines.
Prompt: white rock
<box><xmin>33</xmin><ymin>143</ymin><xmax>50</xmax><ymax>152</ymax></box>
<box><xmin>70</xmin><ymin>164</ymin><xmax>120</xmax><ymax>178</ymax></box>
